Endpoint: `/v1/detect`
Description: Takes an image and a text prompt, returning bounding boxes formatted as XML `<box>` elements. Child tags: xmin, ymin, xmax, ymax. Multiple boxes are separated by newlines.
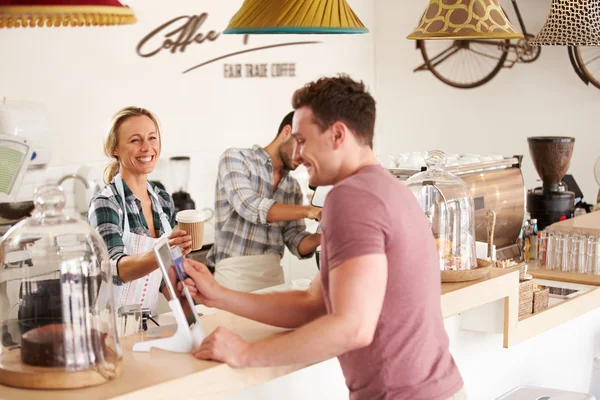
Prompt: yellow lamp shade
<box><xmin>223</xmin><ymin>0</ymin><xmax>368</xmax><ymax>34</ymax></box>
<box><xmin>0</xmin><ymin>0</ymin><xmax>136</xmax><ymax>29</ymax></box>
<box><xmin>407</xmin><ymin>0</ymin><xmax>523</xmax><ymax>40</ymax></box>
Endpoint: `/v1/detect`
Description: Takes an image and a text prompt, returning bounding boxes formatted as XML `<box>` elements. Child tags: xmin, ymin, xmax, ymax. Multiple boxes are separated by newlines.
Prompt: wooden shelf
<box><xmin>460</xmin><ymin>263</ymin><xmax>600</xmax><ymax>348</ymax></box>
<box><xmin>530</xmin><ymin>267</ymin><xmax>600</xmax><ymax>286</ymax></box>
<box><xmin>506</xmin><ymin>284</ymin><xmax>600</xmax><ymax>347</ymax></box>
<box><xmin>441</xmin><ymin>267</ymin><xmax>518</xmax><ymax>319</ymax></box>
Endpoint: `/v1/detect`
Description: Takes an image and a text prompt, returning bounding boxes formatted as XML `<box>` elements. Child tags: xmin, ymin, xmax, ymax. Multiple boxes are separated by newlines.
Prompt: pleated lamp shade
<box><xmin>223</xmin><ymin>0</ymin><xmax>368</xmax><ymax>34</ymax></box>
<box><xmin>407</xmin><ymin>0</ymin><xmax>523</xmax><ymax>40</ymax></box>
<box><xmin>0</xmin><ymin>0</ymin><xmax>136</xmax><ymax>29</ymax></box>
<box><xmin>529</xmin><ymin>0</ymin><xmax>600</xmax><ymax>46</ymax></box>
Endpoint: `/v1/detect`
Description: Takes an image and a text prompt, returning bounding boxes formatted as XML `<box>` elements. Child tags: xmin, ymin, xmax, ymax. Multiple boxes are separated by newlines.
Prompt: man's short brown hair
<box><xmin>292</xmin><ymin>74</ymin><xmax>376</xmax><ymax>148</ymax></box>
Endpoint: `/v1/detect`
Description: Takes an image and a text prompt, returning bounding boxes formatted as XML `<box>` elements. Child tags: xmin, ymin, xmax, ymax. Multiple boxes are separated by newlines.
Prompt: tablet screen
<box><xmin>153</xmin><ymin>237</ymin><xmax>201</xmax><ymax>327</ymax></box>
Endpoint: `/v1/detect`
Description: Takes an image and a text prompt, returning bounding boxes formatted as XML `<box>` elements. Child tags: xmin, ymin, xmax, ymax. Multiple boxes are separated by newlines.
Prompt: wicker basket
<box><xmin>494</xmin><ymin>260</ymin><xmax>527</xmax><ymax>280</ymax></box>
<box><xmin>518</xmin><ymin>279</ymin><xmax>534</xmax><ymax>320</ymax></box>
<box><xmin>533</xmin><ymin>287</ymin><xmax>549</xmax><ymax>314</ymax></box>
<box><xmin>513</xmin><ymin>262</ymin><xmax>527</xmax><ymax>280</ymax></box>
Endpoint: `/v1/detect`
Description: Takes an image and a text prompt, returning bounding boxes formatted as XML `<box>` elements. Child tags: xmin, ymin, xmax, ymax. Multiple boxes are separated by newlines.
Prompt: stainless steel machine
<box><xmin>389</xmin><ymin>156</ymin><xmax>525</xmax><ymax>260</ymax></box>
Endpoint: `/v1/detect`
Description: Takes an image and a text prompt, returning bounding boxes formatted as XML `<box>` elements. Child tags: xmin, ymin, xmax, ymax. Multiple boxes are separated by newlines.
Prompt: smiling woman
<box><xmin>86</xmin><ymin>106</ymin><xmax>195</xmax><ymax>318</ymax></box>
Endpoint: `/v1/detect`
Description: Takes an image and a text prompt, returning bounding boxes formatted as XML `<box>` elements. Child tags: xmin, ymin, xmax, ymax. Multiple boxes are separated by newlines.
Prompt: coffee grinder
<box><xmin>526</xmin><ymin>137</ymin><xmax>575</xmax><ymax>230</ymax></box>
<box><xmin>170</xmin><ymin>156</ymin><xmax>195</xmax><ymax>214</ymax></box>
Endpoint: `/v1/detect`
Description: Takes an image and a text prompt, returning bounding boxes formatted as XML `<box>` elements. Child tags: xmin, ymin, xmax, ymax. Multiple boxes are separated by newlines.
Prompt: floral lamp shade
<box><xmin>223</xmin><ymin>0</ymin><xmax>368</xmax><ymax>34</ymax></box>
<box><xmin>407</xmin><ymin>0</ymin><xmax>523</xmax><ymax>40</ymax></box>
<box><xmin>0</xmin><ymin>0</ymin><xmax>136</xmax><ymax>29</ymax></box>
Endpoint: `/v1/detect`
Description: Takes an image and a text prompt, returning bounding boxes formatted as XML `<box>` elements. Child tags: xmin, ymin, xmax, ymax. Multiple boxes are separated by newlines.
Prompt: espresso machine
<box><xmin>526</xmin><ymin>137</ymin><xmax>575</xmax><ymax>231</ymax></box>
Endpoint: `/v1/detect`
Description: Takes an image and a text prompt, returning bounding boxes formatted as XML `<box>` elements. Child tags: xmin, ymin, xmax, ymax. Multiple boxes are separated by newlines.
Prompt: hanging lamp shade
<box><xmin>223</xmin><ymin>0</ymin><xmax>368</xmax><ymax>34</ymax></box>
<box><xmin>529</xmin><ymin>0</ymin><xmax>600</xmax><ymax>46</ymax></box>
<box><xmin>407</xmin><ymin>0</ymin><xmax>523</xmax><ymax>40</ymax></box>
<box><xmin>0</xmin><ymin>0</ymin><xmax>136</xmax><ymax>29</ymax></box>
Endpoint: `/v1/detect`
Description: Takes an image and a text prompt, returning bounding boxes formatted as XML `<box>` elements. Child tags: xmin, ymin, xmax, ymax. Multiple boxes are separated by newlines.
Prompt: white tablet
<box><xmin>310</xmin><ymin>185</ymin><xmax>333</xmax><ymax>208</ymax></box>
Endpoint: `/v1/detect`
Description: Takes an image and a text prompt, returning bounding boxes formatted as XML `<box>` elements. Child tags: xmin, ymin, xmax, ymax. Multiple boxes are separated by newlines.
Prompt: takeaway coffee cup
<box><xmin>176</xmin><ymin>209</ymin><xmax>211</xmax><ymax>251</ymax></box>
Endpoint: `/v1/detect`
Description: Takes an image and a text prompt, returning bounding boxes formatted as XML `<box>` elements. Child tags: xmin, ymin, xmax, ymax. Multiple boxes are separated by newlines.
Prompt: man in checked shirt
<box><xmin>206</xmin><ymin>111</ymin><xmax>322</xmax><ymax>292</ymax></box>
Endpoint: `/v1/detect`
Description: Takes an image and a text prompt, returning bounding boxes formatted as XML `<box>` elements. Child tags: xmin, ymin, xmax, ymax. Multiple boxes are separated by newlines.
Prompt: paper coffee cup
<box><xmin>176</xmin><ymin>210</ymin><xmax>209</xmax><ymax>251</ymax></box>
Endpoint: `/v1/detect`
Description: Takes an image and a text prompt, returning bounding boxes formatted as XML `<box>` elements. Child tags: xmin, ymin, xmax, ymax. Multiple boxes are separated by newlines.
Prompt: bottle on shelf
<box><xmin>529</xmin><ymin>218</ymin><xmax>538</xmax><ymax>261</ymax></box>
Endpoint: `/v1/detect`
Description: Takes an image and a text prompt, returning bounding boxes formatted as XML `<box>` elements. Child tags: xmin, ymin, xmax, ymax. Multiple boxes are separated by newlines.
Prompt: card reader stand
<box><xmin>132</xmin><ymin>299</ymin><xmax>201</xmax><ymax>353</ymax></box>
<box><xmin>132</xmin><ymin>235</ymin><xmax>205</xmax><ymax>353</ymax></box>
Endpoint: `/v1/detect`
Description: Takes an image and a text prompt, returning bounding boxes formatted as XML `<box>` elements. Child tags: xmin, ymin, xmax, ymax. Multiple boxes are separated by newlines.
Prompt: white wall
<box><xmin>0</xmin><ymin>0</ymin><xmax>374</xmax><ymax>280</ymax></box>
<box><xmin>374</xmin><ymin>0</ymin><xmax>600</xmax><ymax>203</ymax></box>
<box><xmin>1</xmin><ymin>0</ymin><xmax>374</xmax><ymax>205</ymax></box>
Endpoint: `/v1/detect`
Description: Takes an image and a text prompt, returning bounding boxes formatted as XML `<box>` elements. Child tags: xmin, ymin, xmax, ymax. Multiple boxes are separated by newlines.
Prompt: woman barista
<box><xmin>88</xmin><ymin>106</ymin><xmax>192</xmax><ymax>317</ymax></box>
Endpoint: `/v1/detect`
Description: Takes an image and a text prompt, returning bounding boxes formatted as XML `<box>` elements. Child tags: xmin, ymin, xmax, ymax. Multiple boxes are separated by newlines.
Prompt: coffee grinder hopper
<box><xmin>527</xmin><ymin>137</ymin><xmax>575</xmax><ymax>230</ymax></box>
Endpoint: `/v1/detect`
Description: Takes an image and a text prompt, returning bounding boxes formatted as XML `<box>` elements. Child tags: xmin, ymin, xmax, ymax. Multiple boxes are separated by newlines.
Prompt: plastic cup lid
<box><xmin>176</xmin><ymin>209</ymin><xmax>208</xmax><ymax>223</ymax></box>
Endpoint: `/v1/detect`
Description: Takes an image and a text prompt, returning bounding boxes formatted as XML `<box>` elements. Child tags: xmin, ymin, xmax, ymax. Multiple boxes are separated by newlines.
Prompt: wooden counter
<box><xmin>0</xmin><ymin>312</ymin><xmax>308</xmax><ymax>400</ymax></box>
<box><xmin>548</xmin><ymin>210</ymin><xmax>600</xmax><ymax>236</ymax></box>
<box><xmin>1</xmin><ymin>269</ymin><xmax>520</xmax><ymax>400</ymax></box>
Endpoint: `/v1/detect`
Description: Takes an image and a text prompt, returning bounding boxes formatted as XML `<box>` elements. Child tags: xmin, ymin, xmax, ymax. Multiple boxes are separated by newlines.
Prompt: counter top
<box><xmin>0</xmin><ymin>311</ymin><xmax>312</xmax><ymax>400</ymax></box>
<box><xmin>548</xmin><ymin>210</ymin><xmax>600</xmax><ymax>236</ymax></box>
<box><xmin>1</xmin><ymin>269</ymin><xmax>520</xmax><ymax>399</ymax></box>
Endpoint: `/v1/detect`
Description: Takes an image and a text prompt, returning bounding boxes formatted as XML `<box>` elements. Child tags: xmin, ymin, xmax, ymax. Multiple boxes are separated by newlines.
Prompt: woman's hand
<box><xmin>168</xmin><ymin>230</ymin><xmax>192</xmax><ymax>256</ymax></box>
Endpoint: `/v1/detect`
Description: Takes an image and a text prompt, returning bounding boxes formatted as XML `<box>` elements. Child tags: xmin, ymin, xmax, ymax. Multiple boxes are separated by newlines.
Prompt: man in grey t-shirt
<box><xmin>180</xmin><ymin>75</ymin><xmax>465</xmax><ymax>400</ymax></box>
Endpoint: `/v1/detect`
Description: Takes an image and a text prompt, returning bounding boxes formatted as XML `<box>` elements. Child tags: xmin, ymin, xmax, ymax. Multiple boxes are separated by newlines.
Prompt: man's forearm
<box><xmin>266</xmin><ymin>203</ymin><xmax>311</xmax><ymax>223</ymax></box>
<box><xmin>241</xmin><ymin>314</ymin><xmax>363</xmax><ymax>368</ymax></box>
<box><xmin>298</xmin><ymin>233</ymin><xmax>321</xmax><ymax>256</ymax></box>
<box><xmin>214</xmin><ymin>288</ymin><xmax>325</xmax><ymax>329</ymax></box>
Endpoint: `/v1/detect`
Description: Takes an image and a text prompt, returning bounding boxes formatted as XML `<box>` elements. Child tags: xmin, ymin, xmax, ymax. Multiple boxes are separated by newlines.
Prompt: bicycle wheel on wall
<box><xmin>572</xmin><ymin>46</ymin><xmax>600</xmax><ymax>90</ymax></box>
<box><xmin>418</xmin><ymin>39</ymin><xmax>510</xmax><ymax>89</ymax></box>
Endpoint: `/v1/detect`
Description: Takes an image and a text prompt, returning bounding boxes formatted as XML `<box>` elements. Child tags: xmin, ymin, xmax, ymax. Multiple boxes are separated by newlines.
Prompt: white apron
<box><xmin>214</xmin><ymin>254</ymin><xmax>283</xmax><ymax>292</ymax></box>
<box><xmin>114</xmin><ymin>174</ymin><xmax>172</xmax><ymax>316</ymax></box>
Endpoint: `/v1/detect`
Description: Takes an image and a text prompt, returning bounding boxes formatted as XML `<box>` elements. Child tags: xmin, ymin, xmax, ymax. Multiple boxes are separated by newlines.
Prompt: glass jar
<box><xmin>0</xmin><ymin>184</ymin><xmax>122</xmax><ymax>389</ymax></box>
<box><xmin>405</xmin><ymin>150</ymin><xmax>477</xmax><ymax>271</ymax></box>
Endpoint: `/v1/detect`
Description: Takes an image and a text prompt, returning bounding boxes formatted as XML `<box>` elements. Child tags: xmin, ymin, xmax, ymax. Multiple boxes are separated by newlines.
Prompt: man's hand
<box><xmin>166</xmin><ymin>266</ymin><xmax>193</xmax><ymax>316</ymax></box>
<box><xmin>192</xmin><ymin>327</ymin><xmax>251</xmax><ymax>368</ymax></box>
<box><xmin>306</xmin><ymin>206</ymin><xmax>322</xmax><ymax>221</ymax></box>
<box><xmin>180</xmin><ymin>259</ymin><xmax>224</xmax><ymax>308</ymax></box>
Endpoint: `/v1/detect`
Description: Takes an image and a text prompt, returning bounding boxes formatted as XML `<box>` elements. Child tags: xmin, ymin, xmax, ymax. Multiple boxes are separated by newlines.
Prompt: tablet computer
<box><xmin>153</xmin><ymin>236</ymin><xmax>201</xmax><ymax>328</ymax></box>
<box><xmin>310</xmin><ymin>185</ymin><xmax>333</xmax><ymax>208</ymax></box>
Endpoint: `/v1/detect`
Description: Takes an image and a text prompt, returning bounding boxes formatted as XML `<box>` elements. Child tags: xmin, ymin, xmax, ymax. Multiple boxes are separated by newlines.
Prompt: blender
<box><xmin>526</xmin><ymin>137</ymin><xmax>575</xmax><ymax>230</ymax></box>
<box><xmin>169</xmin><ymin>156</ymin><xmax>195</xmax><ymax>214</ymax></box>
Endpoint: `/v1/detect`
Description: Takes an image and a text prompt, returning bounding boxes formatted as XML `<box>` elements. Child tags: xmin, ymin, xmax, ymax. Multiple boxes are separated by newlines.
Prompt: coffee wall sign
<box><xmin>136</xmin><ymin>13</ymin><xmax>320</xmax><ymax>77</ymax></box>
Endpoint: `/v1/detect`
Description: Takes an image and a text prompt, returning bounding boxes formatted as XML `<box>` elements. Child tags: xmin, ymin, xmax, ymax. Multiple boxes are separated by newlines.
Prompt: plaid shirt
<box><xmin>206</xmin><ymin>145</ymin><xmax>312</xmax><ymax>267</ymax></box>
<box><xmin>87</xmin><ymin>177</ymin><xmax>176</xmax><ymax>285</ymax></box>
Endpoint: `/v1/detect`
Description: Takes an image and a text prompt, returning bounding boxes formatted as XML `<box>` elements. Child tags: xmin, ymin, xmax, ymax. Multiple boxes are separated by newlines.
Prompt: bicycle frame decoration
<box><xmin>407</xmin><ymin>0</ymin><xmax>523</xmax><ymax>40</ymax></box>
<box><xmin>411</xmin><ymin>0</ymin><xmax>600</xmax><ymax>90</ymax></box>
<box><xmin>529</xmin><ymin>0</ymin><xmax>600</xmax><ymax>46</ymax></box>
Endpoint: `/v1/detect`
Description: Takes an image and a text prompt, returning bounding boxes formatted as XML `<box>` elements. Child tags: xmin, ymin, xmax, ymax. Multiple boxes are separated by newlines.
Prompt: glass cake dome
<box><xmin>405</xmin><ymin>150</ymin><xmax>477</xmax><ymax>271</ymax></box>
<box><xmin>0</xmin><ymin>184</ymin><xmax>122</xmax><ymax>390</ymax></box>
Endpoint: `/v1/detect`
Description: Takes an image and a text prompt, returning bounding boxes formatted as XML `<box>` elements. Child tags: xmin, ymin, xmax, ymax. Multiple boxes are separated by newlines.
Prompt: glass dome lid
<box><xmin>0</xmin><ymin>184</ymin><xmax>122</xmax><ymax>390</ymax></box>
<box><xmin>405</xmin><ymin>150</ymin><xmax>477</xmax><ymax>271</ymax></box>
